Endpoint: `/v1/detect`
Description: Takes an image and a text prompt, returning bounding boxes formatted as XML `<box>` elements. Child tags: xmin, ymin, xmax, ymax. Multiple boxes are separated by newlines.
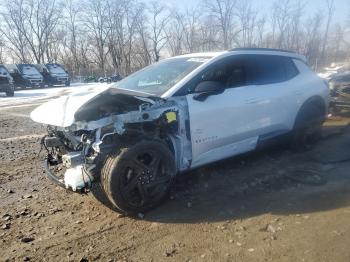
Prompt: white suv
<box><xmin>31</xmin><ymin>48</ymin><xmax>329</xmax><ymax>214</ymax></box>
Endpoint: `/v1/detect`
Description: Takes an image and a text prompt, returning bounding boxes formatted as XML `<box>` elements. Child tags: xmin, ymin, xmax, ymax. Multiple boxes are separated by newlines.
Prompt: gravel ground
<box><xmin>1</xmin><ymin>88</ymin><xmax>350</xmax><ymax>262</ymax></box>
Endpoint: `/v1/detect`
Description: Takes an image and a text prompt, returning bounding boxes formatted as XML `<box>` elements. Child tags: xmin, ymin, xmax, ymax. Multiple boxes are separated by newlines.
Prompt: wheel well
<box><xmin>164</xmin><ymin>137</ymin><xmax>176</xmax><ymax>155</ymax></box>
<box><xmin>294</xmin><ymin>95</ymin><xmax>327</xmax><ymax>126</ymax></box>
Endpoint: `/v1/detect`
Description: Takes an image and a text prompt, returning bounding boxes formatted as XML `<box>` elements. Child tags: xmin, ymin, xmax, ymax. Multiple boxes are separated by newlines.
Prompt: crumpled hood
<box><xmin>30</xmin><ymin>86</ymin><xmax>157</xmax><ymax>128</ymax></box>
<box><xmin>30</xmin><ymin>86</ymin><xmax>109</xmax><ymax>127</ymax></box>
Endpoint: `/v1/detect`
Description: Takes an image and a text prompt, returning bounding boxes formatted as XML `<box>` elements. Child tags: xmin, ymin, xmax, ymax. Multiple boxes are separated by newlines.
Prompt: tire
<box><xmin>65</xmin><ymin>81</ymin><xmax>70</xmax><ymax>87</ymax></box>
<box><xmin>5</xmin><ymin>85</ymin><xmax>14</xmax><ymax>97</ymax></box>
<box><xmin>100</xmin><ymin>140</ymin><xmax>176</xmax><ymax>214</ymax></box>
<box><xmin>285</xmin><ymin>169</ymin><xmax>327</xmax><ymax>186</ymax></box>
<box><xmin>290</xmin><ymin>104</ymin><xmax>324</xmax><ymax>151</ymax></box>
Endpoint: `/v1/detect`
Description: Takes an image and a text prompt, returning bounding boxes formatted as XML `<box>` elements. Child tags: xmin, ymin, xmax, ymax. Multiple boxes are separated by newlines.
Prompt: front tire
<box><xmin>5</xmin><ymin>85</ymin><xmax>14</xmax><ymax>97</ymax></box>
<box><xmin>100</xmin><ymin>140</ymin><xmax>176</xmax><ymax>214</ymax></box>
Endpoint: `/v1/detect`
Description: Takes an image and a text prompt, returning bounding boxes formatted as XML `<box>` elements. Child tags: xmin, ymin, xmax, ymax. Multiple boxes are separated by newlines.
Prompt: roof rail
<box><xmin>230</xmin><ymin>48</ymin><xmax>296</xmax><ymax>54</ymax></box>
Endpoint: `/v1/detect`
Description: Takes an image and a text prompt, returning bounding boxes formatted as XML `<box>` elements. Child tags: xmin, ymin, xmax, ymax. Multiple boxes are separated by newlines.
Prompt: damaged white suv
<box><xmin>31</xmin><ymin>48</ymin><xmax>329</xmax><ymax>214</ymax></box>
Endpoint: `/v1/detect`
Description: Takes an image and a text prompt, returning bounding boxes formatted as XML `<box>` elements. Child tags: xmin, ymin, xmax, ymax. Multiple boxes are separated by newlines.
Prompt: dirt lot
<box><xmin>1</xmin><ymin>92</ymin><xmax>350</xmax><ymax>261</ymax></box>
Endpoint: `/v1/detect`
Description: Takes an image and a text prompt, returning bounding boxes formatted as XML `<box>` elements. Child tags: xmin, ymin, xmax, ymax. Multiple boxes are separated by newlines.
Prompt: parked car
<box><xmin>318</xmin><ymin>63</ymin><xmax>350</xmax><ymax>80</ymax></box>
<box><xmin>98</xmin><ymin>76</ymin><xmax>112</xmax><ymax>83</ymax></box>
<box><xmin>111</xmin><ymin>74</ymin><xmax>123</xmax><ymax>82</ymax></box>
<box><xmin>5</xmin><ymin>64</ymin><xmax>44</xmax><ymax>88</ymax></box>
<box><xmin>329</xmin><ymin>72</ymin><xmax>350</xmax><ymax>113</ymax></box>
<box><xmin>0</xmin><ymin>64</ymin><xmax>15</xmax><ymax>97</ymax></box>
<box><xmin>30</xmin><ymin>48</ymin><xmax>329</xmax><ymax>214</ymax></box>
<box><xmin>84</xmin><ymin>75</ymin><xmax>97</xmax><ymax>83</ymax></box>
<box><xmin>35</xmin><ymin>63</ymin><xmax>70</xmax><ymax>87</ymax></box>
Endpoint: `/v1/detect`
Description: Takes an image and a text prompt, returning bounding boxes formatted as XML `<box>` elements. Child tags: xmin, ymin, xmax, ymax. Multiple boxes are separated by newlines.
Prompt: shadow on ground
<box><xmin>91</xmin><ymin>117</ymin><xmax>350</xmax><ymax>224</ymax></box>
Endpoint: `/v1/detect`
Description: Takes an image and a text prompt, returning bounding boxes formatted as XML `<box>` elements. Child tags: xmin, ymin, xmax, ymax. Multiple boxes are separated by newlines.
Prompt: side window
<box><xmin>201</xmin><ymin>58</ymin><xmax>246</xmax><ymax>88</ymax></box>
<box><xmin>175</xmin><ymin>56</ymin><xmax>246</xmax><ymax>95</ymax></box>
<box><xmin>245</xmin><ymin>55</ymin><xmax>299</xmax><ymax>85</ymax></box>
<box><xmin>245</xmin><ymin>55</ymin><xmax>286</xmax><ymax>85</ymax></box>
<box><xmin>284</xmin><ymin>58</ymin><xmax>299</xmax><ymax>80</ymax></box>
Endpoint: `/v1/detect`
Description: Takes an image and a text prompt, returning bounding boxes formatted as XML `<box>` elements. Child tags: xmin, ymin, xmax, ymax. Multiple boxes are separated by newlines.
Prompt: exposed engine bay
<box><xmin>36</xmin><ymin>88</ymin><xmax>192</xmax><ymax>192</ymax></box>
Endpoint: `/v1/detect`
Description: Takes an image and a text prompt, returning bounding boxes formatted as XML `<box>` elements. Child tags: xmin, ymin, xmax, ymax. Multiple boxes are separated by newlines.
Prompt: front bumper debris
<box><xmin>44</xmin><ymin>159</ymin><xmax>94</xmax><ymax>192</ymax></box>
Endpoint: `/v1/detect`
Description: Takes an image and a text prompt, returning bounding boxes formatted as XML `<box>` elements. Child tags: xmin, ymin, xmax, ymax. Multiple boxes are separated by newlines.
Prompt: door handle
<box><xmin>245</xmin><ymin>98</ymin><xmax>260</xmax><ymax>104</ymax></box>
<box><xmin>294</xmin><ymin>91</ymin><xmax>304</xmax><ymax>96</ymax></box>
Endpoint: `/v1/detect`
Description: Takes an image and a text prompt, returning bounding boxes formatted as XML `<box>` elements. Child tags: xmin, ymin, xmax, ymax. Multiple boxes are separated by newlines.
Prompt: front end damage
<box><xmin>42</xmin><ymin>128</ymin><xmax>96</xmax><ymax>192</ymax></box>
<box><xmin>35</xmin><ymin>88</ymin><xmax>191</xmax><ymax>192</ymax></box>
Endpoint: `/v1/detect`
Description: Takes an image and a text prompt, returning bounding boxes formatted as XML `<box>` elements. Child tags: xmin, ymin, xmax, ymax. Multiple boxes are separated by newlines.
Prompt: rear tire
<box><xmin>100</xmin><ymin>140</ymin><xmax>176</xmax><ymax>215</ymax></box>
<box><xmin>290</xmin><ymin>104</ymin><xmax>324</xmax><ymax>151</ymax></box>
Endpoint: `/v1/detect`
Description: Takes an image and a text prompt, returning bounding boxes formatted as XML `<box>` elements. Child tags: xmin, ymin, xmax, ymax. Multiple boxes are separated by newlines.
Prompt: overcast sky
<box><xmin>145</xmin><ymin>0</ymin><xmax>349</xmax><ymax>27</ymax></box>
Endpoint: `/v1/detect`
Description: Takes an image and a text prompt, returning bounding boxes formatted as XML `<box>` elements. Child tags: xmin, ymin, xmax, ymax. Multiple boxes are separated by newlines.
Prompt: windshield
<box><xmin>18</xmin><ymin>65</ymin><xmax>41</xmax><ymax>76</ymax></box>
<box><xmin>111</xmin><ymin>57</ymin><xmax>211</xmax><ymax>96</ymax></box>
<box><xmin>0</xmin><ymin>66</ymin><xmax>9</xmax><ymax>75</ymax></box>
<box><xmin>46</xmin><ymin>64</ymin><xmax>67</xmax><ymax>75</ymax></box>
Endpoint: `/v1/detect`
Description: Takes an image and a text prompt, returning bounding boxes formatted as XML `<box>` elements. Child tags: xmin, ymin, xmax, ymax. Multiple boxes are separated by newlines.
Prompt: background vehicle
<box><xmin>31</xmin><ymin>48</ymin><xmax>329</xmax><ymax>215</ymax></box>
<box><xmin>111</xmin><ymin>74</ymin><xmax>123</xmax><ymax>82</ymax></box>
<box><xmin>35</xmin><ymin>63</ymin><xmax>70</xmax><ymax>87</ymax></box>
<box><xmin>329</xmin><ymin>72</ymin><xmax>350</xmax><ymax>113</ymax></box>
<box><xmin>5</xmin><ymin>64</ymin><xmax>44</xmax><ymax>88</ymax></box>
<box><xmin>98</xmin><ymin>76</ymin><xmax>112</xmax><ymax>83</ymax></box>
<box><xmin>318</xmin><ymin>63</ymin><xmax>350</xmax><ymax>80</ymax></box>
<box><xmin>0</xmin><ymin>64</ymin><xmax>15</xmax><ymax>96</ymax></box>
<box><xmin>84</xmin><ymin>75</ymin><xmax>98</xmax><ymax>83</ymax></box>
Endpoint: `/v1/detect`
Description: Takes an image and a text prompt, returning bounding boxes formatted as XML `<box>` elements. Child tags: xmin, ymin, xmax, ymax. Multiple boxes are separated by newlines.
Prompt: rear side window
<box><xmin>245</xmin><ymin>55</ymin><xmax>299</xmax><ymax>85</ymax></box>
<box><xmin>284</xmin><ymin>58</ymin><xmax>299</xmax><ymax>79</ymax></box>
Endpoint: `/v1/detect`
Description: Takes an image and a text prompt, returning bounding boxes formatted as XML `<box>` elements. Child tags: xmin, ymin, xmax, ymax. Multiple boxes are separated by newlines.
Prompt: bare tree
<box><xmin>0</xmin><ymin>0</ymin><xmax>349</xmax><ymax>76</ymax></box>
<box><xmin>181</xmin><ymin>8</ymin><xmax>201</xmax><ymax>53</ymax></box>
<box><xmin>147</xmin><ymin>1</ymin><xmax>170</xmax><ymax>62</ymax></box>
<box><xmin>203</xmin><ymin>0</ymin><xmax>238</xmax><ymax>49</ymax></box>
<box><xmin>84</xmin><ymin>0</ymin><xmax>110</xmax><ymax>75</ymax></box>
<box><xmin>236</xmin><ymin>0</ymin><xmax>258</xmax><ymax>47</ymax></box>
<box><xmin>0</xmin><ymin>37</ymin><xmax>6</xmax><ymax>63</ymax></box>
<box><xmin>19</xmin><ymin>0</ymin><xmax>61</xmax><ymax>63</ymax></box>
<box><xmin>62</xmin><ymin>0</ymin><xmax>81</xmax><ymax>73</ymax></box>
<box><xmin>136</xmin><ymin>9</ymin><xmax>152</xmax><ymax>67</ymax></box>
<box><xmin>0</xmin><ymin>0</ymin><xmax>30</xmax><ymax>62</ymax></box>
<box><xmin>303</xmin><ymin>11</ymin><xmax>323</xmax><ymax>68</ymax></box>
<box><xmin>320</xmin><ymin>0</ymin><xmax>335</xmax><ymax>66</ymax></box>
<box><xmin>165</xmin><ymin>10</ymin><xmax>185</xmax><ymax>56</ymax></box>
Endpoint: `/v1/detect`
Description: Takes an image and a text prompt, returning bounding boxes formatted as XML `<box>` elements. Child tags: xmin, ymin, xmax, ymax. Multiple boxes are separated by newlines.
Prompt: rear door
<box><xmin>243</xmin><ymin>55</ymin><xmax>301</xmax><ymax>138</ymax></box>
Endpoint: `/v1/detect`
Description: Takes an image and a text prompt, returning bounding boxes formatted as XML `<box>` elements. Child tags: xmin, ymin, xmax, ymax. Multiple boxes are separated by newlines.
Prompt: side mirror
<box><xmin>193</xmin><ymin>81</ymin><xmax>225</xmax><ymax>101</ymax></box>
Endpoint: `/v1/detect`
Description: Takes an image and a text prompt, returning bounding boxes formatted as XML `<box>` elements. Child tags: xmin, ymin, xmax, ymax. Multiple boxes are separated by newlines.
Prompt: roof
<box><xmin>172</xmin><ymin>52</ymin><xmax>227</xmax><ymax>59</ymax></box>
<box><xmin>229</xmin><ymin>48</ymin><xmax>306</xmax><ymax>62</ymax></box>
<box><xmin>230</xmin><ymin>47</ymin><xmax>296</xmax><ymax>53</ymax></box>
<box><xmin>171</xmin><ymin>48</ymin><xmax>306</xmax><ymax>62</ymax></box>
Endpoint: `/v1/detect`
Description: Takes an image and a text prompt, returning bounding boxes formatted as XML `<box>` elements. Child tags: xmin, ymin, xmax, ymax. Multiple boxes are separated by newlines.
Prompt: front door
<box><xmin>186</xmin><ymin>56</ymin><xmax>268</xmax><ymax>168</ymax></box>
